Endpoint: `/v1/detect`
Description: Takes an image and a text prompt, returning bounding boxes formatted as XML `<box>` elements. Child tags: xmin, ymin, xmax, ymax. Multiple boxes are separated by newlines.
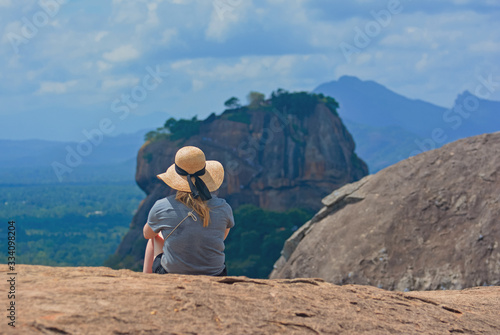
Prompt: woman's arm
<box><xmin>143</xmin><ymin>223</ymin><xmax>158</xmax><ymax>239</ymax></box>
<box><xmin>224</xmin><ymin>228</ymin><xmax>230</xmax><ymax>241</ymax></box>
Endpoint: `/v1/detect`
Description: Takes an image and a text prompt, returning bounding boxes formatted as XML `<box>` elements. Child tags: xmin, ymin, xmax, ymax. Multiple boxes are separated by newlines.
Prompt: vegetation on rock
<box><xmin>144</xmin><ymin>90</ymin><xmax>339</xmax><ymax>143</ymax></box>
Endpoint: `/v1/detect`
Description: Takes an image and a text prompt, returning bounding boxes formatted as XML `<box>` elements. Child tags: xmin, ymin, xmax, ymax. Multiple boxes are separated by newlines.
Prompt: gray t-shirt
<box><xmin>147</xmin><ymin>194</ymin><xmax>235</xmax><ymax>275</ymax></box>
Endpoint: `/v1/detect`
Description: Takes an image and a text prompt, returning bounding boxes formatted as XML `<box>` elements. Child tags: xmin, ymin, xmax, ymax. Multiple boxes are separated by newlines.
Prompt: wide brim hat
<box><xmin>157</xmin><ymin>146</ymin><xmax>224</xmax><ymax>193</ymax></box>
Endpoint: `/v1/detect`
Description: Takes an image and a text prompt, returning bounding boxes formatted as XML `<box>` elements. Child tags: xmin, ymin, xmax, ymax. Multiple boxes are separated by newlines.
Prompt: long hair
<box><xmin>175</xmin><ymin>191</ymin><xmax>211</xmax><ymax>227</ymax></box>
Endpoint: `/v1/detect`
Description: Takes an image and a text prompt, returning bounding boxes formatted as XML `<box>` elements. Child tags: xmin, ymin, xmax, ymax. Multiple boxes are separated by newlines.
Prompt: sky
<box><xmin>1</xmin><ymin>0</ymin><xmax>499</xmax><ymax>141</ymax></box>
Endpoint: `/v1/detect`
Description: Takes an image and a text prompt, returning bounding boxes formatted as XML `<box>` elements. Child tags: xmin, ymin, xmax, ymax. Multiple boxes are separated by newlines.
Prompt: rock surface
<box><xmin>271</xmin><ymin>132</ymin><xmax>500</xmax><ymax>291</ymax></box>
<box><xmin>111</xmin><ymin>101</ymin><xmax>368</xmax><ymax>270</ymax></box>
<box><xmin>2</xmin><ymin>265</ymin><xmax>500</xmax><ymax>334</ymax></box>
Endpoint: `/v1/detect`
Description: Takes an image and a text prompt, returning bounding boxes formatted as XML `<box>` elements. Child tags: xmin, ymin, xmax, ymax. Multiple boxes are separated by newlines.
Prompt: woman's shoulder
<box><xmin>207</xmin><ymin>196</ymin><xmax>233</xmax><ymax>215</ymax></box>
<box><xmin>153</xmin><ymin>194</ymin><xmax>181</xmax><ymax>210</ymax></box>
<box><xmin>207</xmin><ymin>195</ymin><xmax>230</xmax><ymax>207</ymax></box>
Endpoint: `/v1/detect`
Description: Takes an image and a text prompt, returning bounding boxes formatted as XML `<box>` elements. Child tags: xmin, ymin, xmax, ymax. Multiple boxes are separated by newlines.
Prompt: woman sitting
<box><xmin>143</xmin><ymin>146</ymin><xmax>234</xmax><ymax>276</ymax></box>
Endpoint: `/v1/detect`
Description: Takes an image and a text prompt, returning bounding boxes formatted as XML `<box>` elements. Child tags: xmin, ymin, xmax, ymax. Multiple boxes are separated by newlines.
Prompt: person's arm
<box><xmin>143</xmin><ymin>222</ymin><xmax>158</xmax><ymax>240</ymax></box>
<box><xmin>224</xmin><ymin>204</ymin><xmax>234</xmax><ymax>241</ymax></box>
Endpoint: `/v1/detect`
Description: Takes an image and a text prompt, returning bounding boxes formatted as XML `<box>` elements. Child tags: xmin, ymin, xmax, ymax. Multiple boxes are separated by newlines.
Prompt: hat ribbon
<box><xmin>175</xmin><ymin>164</ymin><xmax>212</xmax><ymax>201</ymax></box>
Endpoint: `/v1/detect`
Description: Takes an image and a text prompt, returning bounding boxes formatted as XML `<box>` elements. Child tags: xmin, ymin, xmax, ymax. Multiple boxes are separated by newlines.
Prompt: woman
<box><xmin>142</xmin><ymin>146</ymin><xmax>234</xmax><ymax>276</ymax></box>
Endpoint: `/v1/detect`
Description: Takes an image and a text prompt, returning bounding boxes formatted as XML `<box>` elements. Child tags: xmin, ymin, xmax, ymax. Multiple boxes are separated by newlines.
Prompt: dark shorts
<box><xmin>152</xmin><ymin>253</ymin><xmax>227</xmax><ymax>276</ymax></box>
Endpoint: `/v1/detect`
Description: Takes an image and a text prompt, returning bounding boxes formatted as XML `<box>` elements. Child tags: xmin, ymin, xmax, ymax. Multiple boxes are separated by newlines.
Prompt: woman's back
<box><xmin>148</xmin><ymin>194</ymin><xmax>234</xmax><ymax>275</ymax></box>
<box><xmin>142</xmin><ymin>145</ymin><xmax>234</xmax><ymax>276</ymax></box>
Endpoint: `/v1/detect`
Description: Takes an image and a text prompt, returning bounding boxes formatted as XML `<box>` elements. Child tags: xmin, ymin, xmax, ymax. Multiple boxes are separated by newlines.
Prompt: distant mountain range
<box><xmin>314</xmin><ymin>76</ymin><xmax>500</xmax><ymax>172</ymax></box>
<box><xmin>0</xmin><ymin>130</ymin><xmax>149</xmax><ymax>184</ymax></box>
<box><xmin>0</xmin><ymin>130</ymin><xmax>146</xmax><ymax>167</ymax></box>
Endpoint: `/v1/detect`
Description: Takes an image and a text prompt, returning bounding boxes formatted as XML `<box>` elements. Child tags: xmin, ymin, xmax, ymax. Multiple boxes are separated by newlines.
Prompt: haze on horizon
<box><xmin>1</xmin><ymin>0</ymin><xmax>499</xmax><ymax>141</ymax></box>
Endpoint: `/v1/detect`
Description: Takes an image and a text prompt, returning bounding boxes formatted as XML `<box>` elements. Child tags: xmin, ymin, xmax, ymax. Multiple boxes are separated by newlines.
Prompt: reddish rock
<box><xmin>1</xmin><ymin>265</ymin><xmax>499</xmax><ymax>334</ymax></box>
<box><xmin>111</xmin><ymin>102</ymin><xmax>368</xmax><ymax>270</ymax></box>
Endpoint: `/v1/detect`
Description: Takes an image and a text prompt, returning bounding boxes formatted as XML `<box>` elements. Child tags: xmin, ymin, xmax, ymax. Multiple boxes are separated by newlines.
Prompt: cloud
<box><xmin>168</xmin><ymin>54</ymin><xmax>336</xmax><ymax>94</ymax></box>
<box><xmin>205</xmin><ymin>0</ymin><xmax>246</xmax><ymax>42</ymax></box>
<box><xmin>36</xmin><ymin>80</ymin><xmax>78</xmax><ymax>94</ymax></box>
<box><xmin>192</xmin><ymin>79</ymin><xmax>204</xmax><ymax>91</ymax></box>
<box><xmin>96</xmin><ymin>60</ymin><xmax>111</xmax><ymax>72</ymax></box>
<box><xmin>170</xmin><ymin>56</ymin><xmax>299</xmax><ymax>81</ymax></box>
<box><xmin>160</xmin><ymin>28</ymin><xmax>178</xmax><ymax>45</ymax></box>
<box><xmin>415</xmin><ymin>53</ymin><xmax>429</xmax><ymax>72</ymax></box>
<box><xmin>102</xmin><ymin>44</ymin><xmax>140</xmax><ymax>62</ymax></box>
<box><xmin>1</xmin><ymin>0</ymin><xmax>500</xmax><ymax>141</ymax></box>
<box><xmin>111</xmin><ymin>0</ymin><xmax>149</xmax><ymax>24</ymax></box>
<box><xmin>144</xmin><ymin>2</ymin><xmax>160</xmax><ymax>27</ymax></box>
<box><xmin>94</xmin><ymin>31</ymin><xmax>108</xmax><ymax>42</ymax></box>
<box><xmin>469</xmin><ymin>41</ymin><xmax>500</xmax><ymax>53</ymax></box>
<box><xmin>101</xmin><ymin>77</ymin><xmax>140</xmax><ymax>91</ymax></box>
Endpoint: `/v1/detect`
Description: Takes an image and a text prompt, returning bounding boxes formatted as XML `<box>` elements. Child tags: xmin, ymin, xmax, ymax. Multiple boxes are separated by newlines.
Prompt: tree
<box><xmin>164</xmin><ymin>117</ymin><xmax>177</xmax><ymax>130</ymax></box>
<box><xmin>224</xmin><ymin>97</ymin><xmax>241</xmax><ymax>109</ymax></box>
<box><xmin>271</xmin><ymin>88</ymin><xmax>288</xmax><ymax>99</ymax></box>
<box><xmin>247</xmin><ymin>91</ymin><xmax>265</xmax><ymax>107</ymax></box>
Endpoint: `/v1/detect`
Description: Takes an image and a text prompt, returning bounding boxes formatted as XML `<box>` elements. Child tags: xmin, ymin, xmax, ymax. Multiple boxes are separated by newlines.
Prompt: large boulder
<box><xmin>271</xmin><ymin>132</ymin><xmax>500</xmax><ymax>291</ymax></box>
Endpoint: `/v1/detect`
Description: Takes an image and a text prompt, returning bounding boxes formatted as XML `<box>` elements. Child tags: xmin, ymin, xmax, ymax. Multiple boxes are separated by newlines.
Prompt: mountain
<box><xmin>107</xmin><ymin>90</ymin><xmax>368</xmax><ymax>270</ymax></box>
<box><xmin>340</xmin><ymin>120</ymin><xmax>423</xmax><ymax>174</ymax></box>
<box><xmin>271</xmin><ymin>132</ymin><xmax>500</xmax><ymax>291</ymax></box>
<box><xmin>0</xmin><ymin>130</ymin><xmax>148</xmax><ymax>167</ymax></box>
<box><xmin>314</xmin><ymin>76</ymin><xmax>447</xmax><ymax>136</ymax></box>
<box><xmin>314</xmin><ymin>76</ymin><xmax>500</xmax><ymax>172</ymax></box>
<box><xmin>445</xmin><ymin>90</ymin><xmax>500</xmax><ymax>142</ymax></box>
<box><xmin>0</xmin><ymin>130</ymin><xmax>150</xmax><ymax>184</ymax></box>
<box><xmin>4</xmin><ymin>264</ymin><xmax>500</xmax><ymax>334</ymax></box>
<box><xmin>0</xmin><ymin>110</ymin><xmax>170</xmax><ymax>142</ymax></box>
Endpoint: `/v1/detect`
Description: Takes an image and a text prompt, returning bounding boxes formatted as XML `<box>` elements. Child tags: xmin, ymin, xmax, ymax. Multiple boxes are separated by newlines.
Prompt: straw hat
<box><xmin>157</xmin><ymin>146</ymin><xmax>224</xmax><ymax>193</ymax></box>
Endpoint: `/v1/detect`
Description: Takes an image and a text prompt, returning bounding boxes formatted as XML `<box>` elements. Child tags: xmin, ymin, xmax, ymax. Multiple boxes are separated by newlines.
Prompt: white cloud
<box><xmin>178</xmin><ymin>57</ymin><xmax>266</xmax><ymax>80</ymax></box>
<box><xmin>379</xmin><ymin>22</ymin><xmax>436</xmax><ymax>50</ymax></box>
<box><xmin>97</xmin><ymin>60</ymin><xmax>112</xmax><ymax>72</ymax></box>
<box><xmin>171</xmin><ymin>59</ymin><xmax>192</xmax><ymax>70</ymax></box>
<box><xmin>469</xmin><ymin>41</ymin><xmax>500</xmax><ymax>53</ymax></box>
<box><xmin>101</xmin><ymin>77</ymin><xmax>140</xmax><ymax>91</ymax></box>
<box><xmin>355</xmin><ymin>53</ymin><xmax>372</xmax><ymax>66</ymax></box>
<box><xmin>1</xmin><ymin>21</ymin><xmax>22</xmax><ymax>46</ymax></box>
<box><xmin>95</xmin><ymin>31</ymin><xmax>109</xmax><ymax>42</ymax></box>
<box><xmin>102</xmin><ymin>45</ymin><xmax>140</xmax><ymax>62</ymax></box>
<box><xmin>170</xmin><ymin>55</ymin><xmax>316</xmax><ymax>84</ymax></box>
<box><xmin>415</xmin><ymin>53</ymin><xmax>429</xmax><ymax>71</ymax></box>
<box><xmin>37</xmin><ymin>80</ymin><xmax>78</xmax><ymax>94</ymax></box>
<box><xmin>160</xmin><ymin>28</ymin><xmax>178</xmax><ymax>45</ymax></box>
<box><xmin>192</xmin><ymin>79</ymin><xmax>204</xmax><ymax>91</ymax></box>
<box><xmin>111</xmin><ymin>0</ymin><xmax>149</xmax><ymax>24</ymax></box>
<box><xmin>205</xmin><ymin>0</ymin><xmax>248</xmax><ymax>42</ymax></box>
<box><xmin>145</xmin><ymin>2</ymin><xmax>159</xmax><ymax>26</ymax></box>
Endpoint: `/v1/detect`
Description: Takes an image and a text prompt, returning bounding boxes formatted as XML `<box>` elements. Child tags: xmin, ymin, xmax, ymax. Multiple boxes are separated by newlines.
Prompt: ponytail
<box><xmin>175</xmin><ymin>191</ymin><xmax>211</xmax><ymax>227</ymax></box>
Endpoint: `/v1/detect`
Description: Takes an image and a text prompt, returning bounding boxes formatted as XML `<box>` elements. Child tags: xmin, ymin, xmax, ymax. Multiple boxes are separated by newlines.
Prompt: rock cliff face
<box><xmin>3</xmin><ymin>265</ymin><xmax>499</xmax><ymax>334</ymax></box>
<box><xmin>110</xmin><ymin>96</ymin><xmax>368</xmax><ymax>269</ymax></box>
<box><xmin>271</xmin><ymin>132</ymin><xmax>500</xmax><ymax>291</ymax></box>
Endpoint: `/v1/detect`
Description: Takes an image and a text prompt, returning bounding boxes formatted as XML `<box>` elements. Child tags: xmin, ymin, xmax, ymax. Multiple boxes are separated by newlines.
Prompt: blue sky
<box><xmin>1</xmin><ymin>0</ymin><xmax>499</xmax><ymax>141</ymax></box>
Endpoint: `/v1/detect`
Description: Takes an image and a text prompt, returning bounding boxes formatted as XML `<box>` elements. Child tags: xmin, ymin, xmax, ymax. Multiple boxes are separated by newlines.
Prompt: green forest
<box><xmin>0</xmin><ymin>182</ymin><xmax>144</xmax><ymax>266</ymax></box>
<box><xmin>225</xmin><ymin>205</ymin><xmax>313</xmax><ymax>278</ymax></box>
<box><xmin>1</xmin><ymin>182</ymin><xmax>312</xmax><ymax>278</ymax></box>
